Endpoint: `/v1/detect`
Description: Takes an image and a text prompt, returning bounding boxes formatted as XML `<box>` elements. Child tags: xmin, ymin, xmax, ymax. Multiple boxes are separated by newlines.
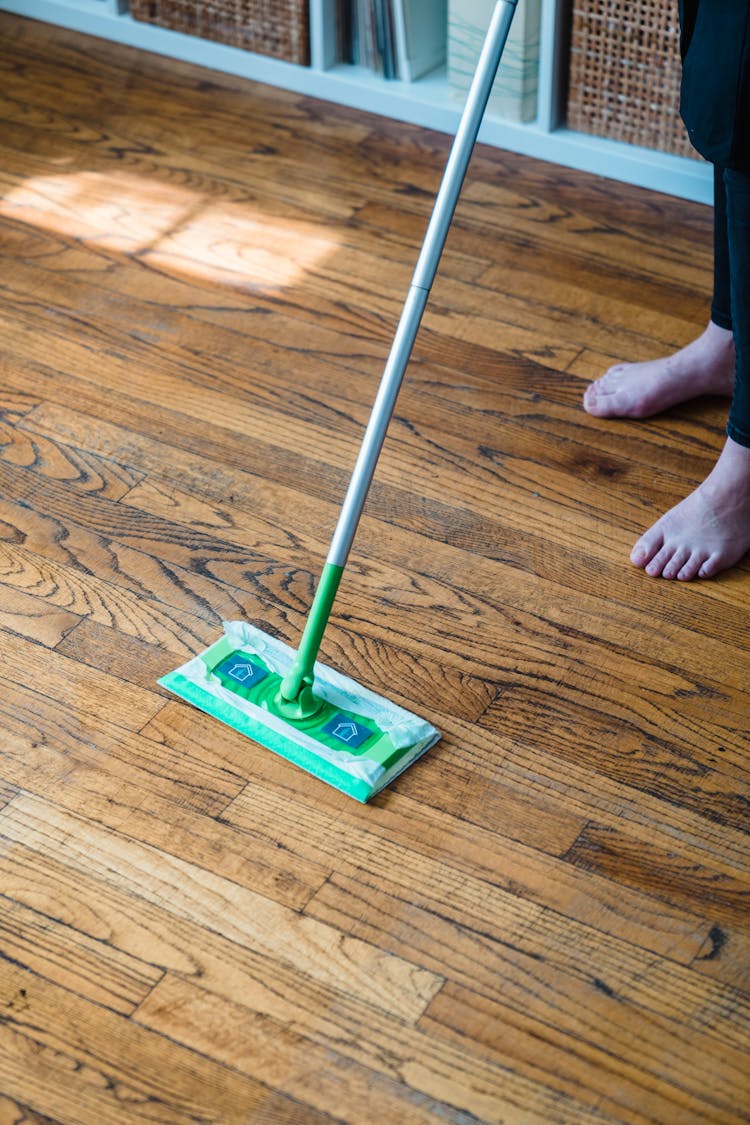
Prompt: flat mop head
<box><xmin>159</xmin><ymin>621</ymin><xmax>440</xmax><ymax>802</ymax></box>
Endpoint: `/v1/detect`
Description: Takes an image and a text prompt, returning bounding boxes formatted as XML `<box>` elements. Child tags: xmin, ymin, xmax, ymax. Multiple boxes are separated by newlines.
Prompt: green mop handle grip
<box><xmin>280</xmin><ymin>0</ymin><xmax>518</xmax><ymax>703</ymax></box>
<box><xmin>280</xmin><ymin>562</ymin><xmax>343</xmax><ymax>701</ymax></box>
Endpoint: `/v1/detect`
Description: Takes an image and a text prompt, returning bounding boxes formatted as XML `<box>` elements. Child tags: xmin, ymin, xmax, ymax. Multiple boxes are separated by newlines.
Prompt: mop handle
<box><xmin>280</xmin><ymin>0</ymin><xmax>517</xmax><ymax>703</ymax></box>
<box><xmin>329</xmin><ymin>0</ymin><xmax>517</xmax><ymax>568</ymax></box>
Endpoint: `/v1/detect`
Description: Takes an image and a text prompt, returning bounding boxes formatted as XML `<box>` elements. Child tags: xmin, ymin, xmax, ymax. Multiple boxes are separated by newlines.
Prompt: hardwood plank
<box><xmin>0</xmin><ymin>389</ymin><xmax>40</xmax><ymax>424</ymax></box>
<box><xmin>309</xmin><ymin>868</ymin><xmax>720</xmax><ymax>1052</ymax></box>
<box><xmin>0</xmin><ymin>677</ymin><xmax>328</xmax><ymax>909</ymax></box>
<box><xmin>692</xmin><ymin>926</ymin><xmax>750</xmax><ymax>994</ymax></box>
<box><xmin>0</xmin><ymin>831</ymin><xmax>236</xmax><ymax>980</ymax></box>
<box><xmin>3</xmin><ymin>78</ymin><xmax>699</xmax><ymax>378</ymax></box>
<box><xmin>459</xmin><ymin>177</ymin><xmax>713</xmax><ymax>291</ymax></box>
<box><xmin>359</xmin><ymin>199</ymin><xmax>711</xmax><ymax>335</ymax></box>
<box><xmin>421</xmin><ymin>982</ymin><xmax>749</xmax><ymax>1125</ymax></box>
<box><xmin>565</xmin><ymin>822</ymin><xmax>750</xmax><ymax>933</ymax></box>
<box><xmin>0</xmin><ymin>628</ymin><xmax>162</xmax><ymax>733</ymax></box>
<box><xmin>0</xmin><ymin>19</ymin><xmax>372</xmax><ymax>164</ymax></box>
<box><xmin>421</xmin><ymin>715</ymin><xmax>750</xmax><ymax>997</ymax></box>
<box><xmin>0</xmin><ymin>12</ymin><xmax>712</xmax><ymax>248</ymax></box>
<box><xmin>0</xmin><ymin>455</ymin><xmax>270</xmax><ymax>628</ymax></box>
<box><xmin>15</xmin><ymin>366</ymin><xmax>750</xmax><ymax>648</ymax></box>
<box><xmin>479</xmin><ymin>687</ymin><xmax>750</xmax><ymax>834</ymax></box>
<box><xmin>430</xmin><ymin>712</ymin><xmax>750</xmax><ymax>876</ymax></box>
<box><xmin>55</xmin><ymin>616</ymin><xmax>193</xmax><ymax>693</ymax></box>
<box><xmin>0</xmin><ymin>677</ymin><xmax>247</xmax><ymax>816</ymax></box>
<box><xmin>10</xmin><ymin>380</ymin><xmax>750</xmax><ymax>652</ymax></box>
<box><xmin>0</xmin><ymin>499</ymin><xmax>491</xmax><ymax>721</ymax></box>
<box><xmin>0</xmin><ymin>793</ymin><xmax>442</xmax><ymax>1023</ymax></box>
<box><xmin>0</xmin><ymin>822</ymin><xmax>485</xmax><ymax>1125</ymax></box>
<box><xmin>0</xmin><ymin>267</ymin><xmax>715</xmax><ymax>526</ymax></box>
<box><xmin>0</xmin><ymin>112</ymin><xmax>706</xmax><ymax>371</ymax></box>
<box><xmin>0</xmin><ymin>535</ymin><xmax>222</xmax><ymax>659</ymax></box>
<box><xmin>305</xmin><ymin>843</ymin><xmax>710</xmax><ymax>974</ymax></box>
<box><xmin>0</xmin><ymin>16</ymin><xmax>713</xmax><ymax>394</ymax></box>
<box><xmin>0</xmin><ymin>781</ymin><xmax>19</xmax><ymax>813</ymax></box>
<box><xmin>306</xmin><ymin>873</ymin><xmax>750</xmax><ymax>1058</ymax></box>
<box><xmin>136</xmin><ymin>973</ymin><xmax>612</xmax><ymax>1125</ymax></box>
<box><xmin>0</xmin><ymin>814</ymin><xmax>538</xmax><ymax>1124</ymax></box>
<box><xmin>4</xmin><ymin>312</ymin><xmax>746</xmax><ymax>652</ymax></box>
<box><xmin>0</xmin><ymin>582</ymin><xmax>78</xmax><ymax>647</ymax></box>
<box><xmin>0</xmin><ymin>870</ymin><xmax>162</xmax><ymax>1015</ymax></box>
<box><xmin>225</xmin><ymin>783</ymin><xmax>750</xmax><ymax>1045</ymax></box>
<box><xmin>0</xmin><ymin>818</ymin><xmax>434</xmax><ymax>1029</ymax></box>
<box><xmin>0</xmin><ymin>955</ymin><xmax>331</xmax><ymax>1125</ymax></box>
<box><xmin>15</xmin><ymin>385</ymin><xmax>662</xmax><ymax>584</ymax></box>
<box><xmin>0</xmin><ymin>277</ymin><xmax>714</xmax><ymax>525</ymax></box>
<box><xmin>0</xmin><ymin>1094</ymin><xmax>64</xmax><ymax>1125</ymax></box>
<box><xmin>0</xmin><ymin>219</ymin><xmax>395</xmax><ymax>379</ymax></box>
<box><xmin>0</xmin><ymin>414</ymin><xmax>143</xmax><ymax>500</ymax></box>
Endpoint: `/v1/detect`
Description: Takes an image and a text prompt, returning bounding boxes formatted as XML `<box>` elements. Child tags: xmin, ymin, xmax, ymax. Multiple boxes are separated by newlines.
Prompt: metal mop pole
<box><xmin>281</xmin><ymin>0</ymin><xmax>518</xmax><ymax>707</ymax></box>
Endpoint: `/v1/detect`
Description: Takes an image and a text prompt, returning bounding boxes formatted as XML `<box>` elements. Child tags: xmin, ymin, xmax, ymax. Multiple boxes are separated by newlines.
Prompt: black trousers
<box><xmin>679</xmin><ymin>1</ymin><xmax>750</xmax><ymax>172</ymax></box>
<box><xmin>711</xmin><ymin>165</ymin><xmax>750</xmax><ymax>449</ymax></box>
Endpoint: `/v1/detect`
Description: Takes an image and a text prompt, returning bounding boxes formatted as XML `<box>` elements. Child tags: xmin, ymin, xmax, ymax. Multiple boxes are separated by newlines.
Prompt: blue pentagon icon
<box><xmin>322</xmin><ymin>713</ymin><xmax>373</xmax><ymax>750</ymax></box>
<box><xmin>214</xmin><ymin>654</ymin><xmax>269</xmax><ymax>689</ymax></box>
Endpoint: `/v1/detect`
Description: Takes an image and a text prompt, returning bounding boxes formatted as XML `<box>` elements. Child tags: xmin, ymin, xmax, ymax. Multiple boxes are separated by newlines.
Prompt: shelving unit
<box><xmin>1</xmin><ymin>0</ymin><xmax>712</xmax><ymax>204</ymax></box>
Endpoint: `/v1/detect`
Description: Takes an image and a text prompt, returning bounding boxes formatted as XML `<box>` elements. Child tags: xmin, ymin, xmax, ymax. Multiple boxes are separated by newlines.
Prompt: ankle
<box><xmin>705</xmin><ymin>437</ymin><xmax>750</xmax><ymax>500</ymax></box>
<box><xmin>703</xmin><ymin>320</ymin><xmax>735</xmax><ymax>357</ymax></box>
<box><xmin>718</xmin><ymin>434</ymin><xmax>750</xmax><ymax>471</ymax></box>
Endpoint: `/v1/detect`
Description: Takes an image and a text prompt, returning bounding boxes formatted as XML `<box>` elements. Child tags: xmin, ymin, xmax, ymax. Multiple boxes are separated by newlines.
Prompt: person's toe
<box><xmin>645</xmin><ymin>542</ymin><xmax>676</xmax><ymax>577</ymax></box>
<box><xmin>583</xmin><ymin>370</ymin><xmax>623</xmax><ymax>415</ymax></box>
<box><xmin>698</xmin><ymin>552</ymin><xmax>723</xmax><ymax>579</ymax></box>
<box><xmin>662</xmin><ymin>546</ymin><xmax>691</xmax><ymax>579</ymax></box>
<box><xmin>585</xmin><ymin>392</ymin><xmax>621</xmax><ymax>417</ymax></box>
<box><xmin>677</xmin><ymin>551</ymin><xmax>708</xmax><ymax>581</ymax></box>
<box><xmin>630</xmin><ymin>529</ymin><xmax>663</xmax><ymax>569</ymax></box>
<box><xmin>583</xmin><ymin>381</ymin><xmax>607</xmax><ymax>415</ymax></box>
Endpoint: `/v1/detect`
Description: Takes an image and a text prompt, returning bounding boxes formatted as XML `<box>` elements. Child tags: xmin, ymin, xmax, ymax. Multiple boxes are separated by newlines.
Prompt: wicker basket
<box><xmin>129</xmin><ymin>0</ymin><xmax>310</xmax><ymax>65</ymax></box>
<box><xmin>567</xmin><ymin>0</ymin><xmax>697</xmax><ymax>158</ymax></box>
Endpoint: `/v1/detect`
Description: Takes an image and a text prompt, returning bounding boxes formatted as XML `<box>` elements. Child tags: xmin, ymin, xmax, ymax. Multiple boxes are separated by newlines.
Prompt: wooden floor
<box><xmin>1</xmin><ymin>12</ymin><xmax>749</xmax><ymax>1124</ymax></box>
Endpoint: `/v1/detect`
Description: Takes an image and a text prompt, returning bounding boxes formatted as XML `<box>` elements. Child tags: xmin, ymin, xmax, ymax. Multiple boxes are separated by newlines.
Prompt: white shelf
<box><xmin>1</xmin><ymin>0</ymin><xmax>713</xmax><ymax>204</ymax></box>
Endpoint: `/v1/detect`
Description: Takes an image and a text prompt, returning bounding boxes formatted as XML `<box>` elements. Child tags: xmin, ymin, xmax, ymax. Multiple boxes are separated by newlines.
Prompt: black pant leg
<box><xmin>725</xmin><ymin>167</ymin><xmax>750</xmax><ymax>448</ymax></box>
<box><xmin>712</xmin><ymin>163</ymin><xmax>732</xmax><ymax>330</ymax></box>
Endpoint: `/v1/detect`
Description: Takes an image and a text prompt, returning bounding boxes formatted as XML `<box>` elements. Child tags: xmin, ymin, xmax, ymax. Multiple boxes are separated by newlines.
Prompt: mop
<box><xmin>159</xmin><ymin>1</ymin><xmax>518</xmax><ymax>802</ymax></box>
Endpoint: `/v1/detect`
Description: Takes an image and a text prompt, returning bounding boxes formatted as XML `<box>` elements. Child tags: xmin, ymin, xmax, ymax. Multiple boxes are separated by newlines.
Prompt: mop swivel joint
<box><xmin>275</xmin><ymin>669</ymin><xmax>324</xmax><ymax>721</ymax></box>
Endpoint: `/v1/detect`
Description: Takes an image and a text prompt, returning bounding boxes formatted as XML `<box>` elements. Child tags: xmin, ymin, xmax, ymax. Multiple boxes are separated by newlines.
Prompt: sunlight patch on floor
<box><xmin>0</xmin><ymin>170</ymin><xmax>340</xmax><ymax>292</ymax></box>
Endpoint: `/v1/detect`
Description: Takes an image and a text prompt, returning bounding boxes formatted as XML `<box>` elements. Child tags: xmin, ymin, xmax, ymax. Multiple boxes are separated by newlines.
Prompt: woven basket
<box><xmin>567</xmin><ymin>0</ymin><xmax>697</xmax><ymax>158</ymax></box>
<box><xmin>129</xmin><ymin>0</ymin><xmax>310</xmax><ymax>65</ymax></box>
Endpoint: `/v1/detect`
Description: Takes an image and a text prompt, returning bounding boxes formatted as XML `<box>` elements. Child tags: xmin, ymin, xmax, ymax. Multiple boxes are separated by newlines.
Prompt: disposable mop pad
<box><xmin>159</xmin><ymin>621</ymin><xmax>440</xmax><ymax>802</ymax></box>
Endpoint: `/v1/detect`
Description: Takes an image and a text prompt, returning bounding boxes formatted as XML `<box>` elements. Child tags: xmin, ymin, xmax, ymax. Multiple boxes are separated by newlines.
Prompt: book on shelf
<box><xmin>339</xmin><ymin>0</ymin><xmax>447</xmax><ymax>81</ymax></box>
<box><xmin>393</xmin><ymin>0</ymin><xmax>447</xmax><ymax>81</ymax></box>
<box><xmin>448</xmin><ymin>0</ymin><xmax>541</xmax><ymax>123</ymax></box>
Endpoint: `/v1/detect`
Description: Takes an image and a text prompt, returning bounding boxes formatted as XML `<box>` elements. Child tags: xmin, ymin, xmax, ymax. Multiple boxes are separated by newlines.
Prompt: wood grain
<box><xmin>0</xmin><ymin>12</ymin><xmax>748</xmax><ymax>1124</ymax></box>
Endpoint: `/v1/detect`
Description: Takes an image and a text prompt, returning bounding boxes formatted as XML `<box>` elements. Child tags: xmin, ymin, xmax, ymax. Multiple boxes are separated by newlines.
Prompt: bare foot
<box><xmin>583</xmin><ymin>322</ymin><xmax>735</xmax><ymax>418</ymax></box>
<box><xmin>631</xmin><ymin>437</ymin><xmax>750</xmax><ymax>579</ymax></box>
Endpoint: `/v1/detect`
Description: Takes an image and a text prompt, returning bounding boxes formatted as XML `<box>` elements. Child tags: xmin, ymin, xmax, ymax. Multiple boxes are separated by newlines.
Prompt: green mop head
<box><xmin>159</xmin><ymin>621</ymin><xmax>440</xmax><ymax>802</ymax></box>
